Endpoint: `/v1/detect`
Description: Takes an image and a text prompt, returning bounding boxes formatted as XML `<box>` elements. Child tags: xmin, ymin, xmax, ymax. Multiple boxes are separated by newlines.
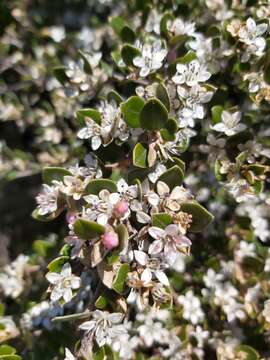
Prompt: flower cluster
<box><xmin>1</xmin><ymin>0</ymin><xmax>270</xmax><ymax>359</ymax></box>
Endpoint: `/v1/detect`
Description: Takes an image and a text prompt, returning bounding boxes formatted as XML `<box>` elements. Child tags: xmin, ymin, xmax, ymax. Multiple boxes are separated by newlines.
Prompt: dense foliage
<box><xmin>1</xmin><ymin>0</ymin><xmax>270</xmax><ymax>359</ymax></box>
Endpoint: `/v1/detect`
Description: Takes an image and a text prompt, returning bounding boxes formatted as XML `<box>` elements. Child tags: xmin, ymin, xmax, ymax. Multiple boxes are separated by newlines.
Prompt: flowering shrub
<box><xmin>1</xmin><ymin>0</ymin><xmax>270</xmax><ymax>359</ymax></box>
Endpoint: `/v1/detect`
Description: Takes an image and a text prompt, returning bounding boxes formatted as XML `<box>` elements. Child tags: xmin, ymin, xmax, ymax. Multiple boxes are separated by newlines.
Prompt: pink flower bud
<box><xmin>102</xmin><ymin>231</ymin><xmax>119</xmax><ymax>250</ymax></box>
<box><xmin>113</xmin><ymin>200</ymin><xmax>129</xmax><ymax>218</ymax></box>
<box><xmin>66</xmin><ymin>212</ymin><xmax>77</xmax><ymax>224</ymax></box>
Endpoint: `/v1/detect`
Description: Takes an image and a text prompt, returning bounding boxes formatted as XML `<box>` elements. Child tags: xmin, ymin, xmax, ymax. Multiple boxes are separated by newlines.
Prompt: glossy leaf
<box><xmin>74</xmin><ymin>219</ymin><xmax>105</xmax><ymax>239</ymax></box>
<box><xmin>86</xmin><ymin>179</ymin><xmax>117</xmax><ymax>195</ymax></box>
<box><xmin>152</xmin><ymin>213</ymin><xmax>172</xmax><ymax>229</ymax></box>
<box><xmin>181</xmin><ymin>201</ymin><xmax>214</xmax><ymax>232</ymax></box>
<box><xmin>42</xmin><ymin>167</ymin><xmax>71</xmax><ymax>185</ymax></box>
<box><xmin>133</xmin><ymin>143</ymin><xmax>148</xmax><ymax>168</ymax></box>
<box><xmin>112</xmin><ymin>263</ymin><xmax>130</xmax><ymax>294</ymax></box>
<box><xmin>121</xmin><ymin>96</ymin><xmax>145</xmax><ymax>128</ymax></box>
<box><xmin>140</xmin><ymin>98</ymin><xmax>168</xmax><ymax>130</ymax></box>
<box><xmin>157</xmin><ymin>165</ymin><xmax>184</xmax><ymax>190</ymax></box>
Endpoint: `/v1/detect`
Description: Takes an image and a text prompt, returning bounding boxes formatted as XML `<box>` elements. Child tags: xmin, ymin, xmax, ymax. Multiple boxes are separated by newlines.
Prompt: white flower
<box><xmin>235</xmin><ymin>241</ymin><xmax>256</xmax><ymax>260</ymax></box>
<box><xmin>190</xmin><ymin>326</ymin><xmax>209</xmax><ymax>348</ymax></box>
<box><xmin>226</xmin><ymin>179</ymin><xmax>256</xmax><ymax>203</ymax></box>
<box><xmin>262</xmin><ymin>299</ymin><xmax>270</xmax><ymax>323</ymax></box>
<box><xmin>178</xmin><ymin>290</ymin><xmax>205</xmax><ymax>324</ymax></box>
<box><xmin>0</xmin><ymin>255</ymin><xmax>30</xmax><ymax>299</ymax></box>
<box><xmin>84</xmin><ymin>189</ymin><xmax>127</xmax><ymax>225</ymax></box>
<box><xmin>172</xmin><ymin>60</ymin><xmax>211</xmax><ymax>87</ymax></box>
<box><xmin>36</xmin><ymin>184</ymin><xmax>58</xmax><ymax>215</ymax></box>
<box><xmin>64</xmin><ymin>348</ymin><xmax>76</xmax><ymax>360</ymax></box>
<box><xmin>79</xmin><ymin>310</ymin><xmax>126</xmax><ymax>347</ymax></box>
<box><xmin>203</xmin><ymin>268</ymin><xmax>224</xmax><ymax>289</ymax></box>
<box><xmin>46</xmin><ymin>263</ymin><xmax>81</xmax><ymax>303</ymax></box>
<box><xmin>133</xmin><ymin>40</ymin><xmax>167</xmax><ymax>77</ymax></box>
<box><xmin>238</xmin><ymin>18</ymin><xmax>267</xmax><ymax>50</ymax></box>
<box><xmin>145</xmin><ymin>10</ymin><xmax>162</xmax><ymax>34</ymax></box>
<box><xmin>148</xmin><ymin>224</ymin><xmax>191</xmax><ymax>266</ymax></box>
<box><xmin>77</xmin><ymin>117</ymin><xmax>102</xmax><ymax>150</ymax></box>
<box><xmin>223</xmin><ymin>298</ymin><xmax>246</xmax><ymax>323</ymax></box>
<box><xmin>167</xmin><ymin>18</ymin><xmax>196</xmax><ymax>36</ymax></box>
<box><xmin>60</xmin><ymin>175</ymin><xmax>89</xmax><ymax>200</ymax></box>
<box><xmin>133</xmin><ymin>250</ymin><xmax>170</xmax><ymax>286</ymax></box>
<box><xmin>138</xmin><ymin>320</ymin><xmax>168</xmax><ymax>347</ymax></box>
<box><xmin>127</xmin><ymin>269</ymin><xmax>153</xmax><ymax>311</ymax></box>
<box><xmin>211</xmin><ymin>111</ymin><xmax>246</xmax><ymax>136</ymax></box>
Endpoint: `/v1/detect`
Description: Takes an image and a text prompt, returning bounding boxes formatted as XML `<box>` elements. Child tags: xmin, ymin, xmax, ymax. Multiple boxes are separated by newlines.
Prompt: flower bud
<box><xmin>102</xmin><ymin>231</ymin><xmax>119</xmax><ymax>250</ymax></box>
<box><xmin>66</xmin><ymin>212</ymin><xmax>76</xmax><ymax>224</ymax></box>
<box><xmin>113</xmin><ymin>200</ymin><xmax>129</xmax><ymax>218</ymax></box>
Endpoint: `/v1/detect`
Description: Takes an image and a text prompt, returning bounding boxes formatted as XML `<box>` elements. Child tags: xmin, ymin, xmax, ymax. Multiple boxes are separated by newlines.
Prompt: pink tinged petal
<box><xmin>155</xmin><ymin>270</ymin><xmax>170</xmax><ymax>286</ymax></box>
<box><xmin>46</xmin><ymin>272</ymin><xmax>61</xmax><ymax>285</ymax></box>
<box><xmin>148</xmin><ymin>226</ymin><xmax>166</xmax><ymax>240</ymax></box>
<box><xmin>79</xmin><ymin>320</ymin><xmax>97</xmax><ymax>332</ymax></box>
<box><xmin>174</xmin><ymin>234</ymin><xmax>192</xmax><ymax>247</ymax></box>
<box><xmin>148</xmin><ymin>239</ymin><xmax>164</xmax><ymax>255</ymax></box>
<box><xmin>165</xmin><ymin>224</ymin><xmax>179</xmax><ymax>236</ymax></box>
<box><xmin>164</xmin><ymin>242</ymin><xmax>177</xmax><ymax>266</ymax></box>
<box><xmin>141</xmin><ymin>268</ymin><xmax>152</xmax><ymax>284</ymax></box>
<box><xmin>134</xmin><ymin>250</ymin><xmax>148</xmax><ymax>266</ymax></box>
<box><xmin>246</xmin><ymin>18</ymin><xmax>256</xmax><ymax>32</ymax></box>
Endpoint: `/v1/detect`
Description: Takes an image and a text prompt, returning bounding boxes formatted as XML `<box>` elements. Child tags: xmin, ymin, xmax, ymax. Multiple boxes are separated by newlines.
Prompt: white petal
<box><xmin>157</xmin><ymin>181</ymin><xmax>170</xmax><ymax>196</ymax></box>
<box><xmin>108</xmin><ymin>312</ymin><xmax>123</xmax><ymax>324</ymax></box>
<box><xmin>148</xmin><ymin>239</ymin><xmax>164</xmax><ymax>255</ymax></box>
<box><xmin>148</xmin><ymin>226</ymin><xmax>165</xmax><ymax>240</ymax></box>
<box><xmin>46</xmin><ymin>272</ymin><xmax>61</xmax><ymax>285</ymax></box>
<box><xmin>91</xmin><ymin>136</ymin><xmax>101</xmax><ymax>150</ymax></box>
<box><xmin>79</xmin><ymin>320</ymin><xmax>96</xmax><ymax>332</ymax></box>
<box><xmin>134</xmin><ymin>250</ymin><xmax>148</xmax><ymax>266</ymax></box>
<box><xmin>63</xmin><ymin>288</ymin><xmax>73</xmax><ymax>303</ymax></box>
<box><xmin>155</xmin><ymin>270</ymin><xmax>170</xmax><ymax>286</ymax></box>
<box><xmin>141</xmin><ymin>268</ymin><xmax>152</xmax><ymax>284</ymax></box>
<box><xmin>61</xmin><ymin>263</ymin><xmax>72</xmax><ymax>277</ymax></box>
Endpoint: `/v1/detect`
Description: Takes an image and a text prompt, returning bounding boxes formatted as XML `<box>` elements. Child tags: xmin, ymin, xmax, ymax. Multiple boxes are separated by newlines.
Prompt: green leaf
<box><xmin>42</xmin><ymin>167</ymin><xmax>71</xmax><ymax>185</ymax></box>
<box><xmin>133</xmin><ymin>143</ymin><xmax>148</xmax><ymax>168</ymax></box>
<box><xmin>74</xmin><ymin>219</ymin><xmax>105</xmax><ymax>240</ymax></box>
<box><xmin>120</xmin><ymin>26</ymin><xmax>136</xmax><ymax>43</ymax></box>
<box><xmin>211</xmin><ymin>105</ymin><xmax>223</xmax><ymax>124</ymax></box>
<box><xmin>116</xmin><ymin>224</ymin><xmax>129</xmax><ymax>252</ymax></box>
<box><xmin>113</xmin><ymin>263</ymin><xmax>130</xmax><ymax>294</ymax></box>
<box><xmin>121</xmin><ymin>44</ymin><xmax>141</xmax><ymax>66</ymax></box>
<box><xmin>181</xmin><ymin>201</ymin><xmax>214</xmax><ymax>232</ymax></box>
<box><xmin>78</xmin><ymin>50</ymin><xmax>92</xmax><ymax>74</ymax></box>
<box><xmin>76</xmin><ymin>108</ymin><xmax>101</xmax><ymax>125</ymax></box>
<box><xmin>176</xmin><ymin>51</ymin><xmax>197</xmax><ymax>64</ymax></box>
<box><xmin>140</xmin><ymin>98</ymin><xmax>168</xmax><ymax>130</ymax></box>
<box><xmin>53</xmin><ymin>66</ymin><xmax>69</xmax><ymax>85</ymax></box>
<box><xmin>214</xmin><ymin>159</ymin><xmax>227</xmax><ymax>182</ymax></box>
<box><xmin>152</xmin><ymin>213</ymin><xmax>172</xmax><ymax>229</ymax></box>
<box><xmin>95</xmin><ymin>295</ymin><xmax>108</xmax><ymax>310</ymax></box>
<box><xmin>107</xmin><ymin>90</ymin><xmax>123</xmax><ymax>105</ymax></box>
<box><xmin>157</xmin><ymin>165</ymin><xmax>184</xmax><ymax>190</ymax></box>
<box><xmin>47</xmin><ymin>256</ymin><xmax>69</xmax><ymax>272</ymax></box>
<box><xmin>167</xmin><ymin>157</ymin><xmax>185</xmax><ymax>173</ymax></box>
<box><xmin>31</xmin><ymin>208</ymin><xmax>63</xmax><ymax>222</ymax></box>
<box><xmin>156</xmin><ymin>83</ymin><xmax>170</xmax><ymax>111</ymax></box>
<box><xmin>33</xmin><ymin>239</ymin><xmax>55</xmax><ymax>257</ymax></box>
<box><xmin>121</xmin><ymin>96</ymin><xmax>145</xmax><ymax>128</ymax></box>
<box><xmin>264</xmin><ymin>63</ymin><xmax>270</xmax><ymax>85</ymax></box>
<box><xmin>0</xmin><ymin>356</ymin><xmax>22</xmax><ymax>360</ymax></box>
<box><xmin>235</xmin><ymin>345</ymin><xmax>259</xmax><ymax>360</ymax></box>
<box><xmin>86</xmin><ymin>179</ymin><xmax>117</xmax><ymax>194</ymax></box>
<box><xmin>160</xmin><ymin>128</ymin><xmax>175</xmax><ymax>141</ymax></box>
<box><xmin>165</xmin><ymin>118</ymin><xmax>178</xmax><ymax>133</ymax></box>
<box><xmin>0</xmin><ymin>346</ymin><xmax>16</xmax><ymax>356</ymax></box>
<box><xmin>110</xmin><ymin>16</ymin><xmax>125</xmax><ymax>34</ymax></box>
<box><xmin>160</xmin><ymin>12</ymin><xmax>174</xmax><ymax>36</ymax></box>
